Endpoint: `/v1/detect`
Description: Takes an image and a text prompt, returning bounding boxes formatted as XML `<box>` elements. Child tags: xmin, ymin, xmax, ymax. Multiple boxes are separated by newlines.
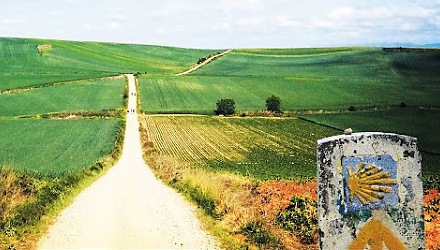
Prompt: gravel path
<box><xmin>175</xmin><ymin>49</ymin><xmax>232</xmax><ymax>76</ymax></box>
<box><xmin>38</xmin><ymin>74</ymin><xmax>219</xmax><ymax>250</ymax></box>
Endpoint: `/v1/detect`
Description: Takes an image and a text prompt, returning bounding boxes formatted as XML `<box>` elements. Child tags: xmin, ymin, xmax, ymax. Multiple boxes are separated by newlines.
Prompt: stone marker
<box><xmin>317</xmin><ymin>132</ymin><xmax>425</xmax><ymax>250</ymax></box>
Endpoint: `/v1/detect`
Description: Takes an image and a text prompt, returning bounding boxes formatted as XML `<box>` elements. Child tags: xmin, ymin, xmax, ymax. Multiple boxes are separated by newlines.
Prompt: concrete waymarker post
<box><xmin>317</xmin><ymin>132</ymin><xmax>425</xmax><ymax>250</ymax></box>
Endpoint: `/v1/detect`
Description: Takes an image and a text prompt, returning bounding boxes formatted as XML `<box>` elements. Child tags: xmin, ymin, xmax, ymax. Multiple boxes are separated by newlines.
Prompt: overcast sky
<box><xmin>0</xmin><ymin>0</ymin><xmax>439</xmax><ymax>48</ymax></box>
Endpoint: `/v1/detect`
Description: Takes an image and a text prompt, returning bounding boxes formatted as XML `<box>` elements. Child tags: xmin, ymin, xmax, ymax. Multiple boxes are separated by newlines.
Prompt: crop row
<box><xmin>140</xmin><ymin>115</ymin><xmax>337</xmax><ymax>180</ymax></box>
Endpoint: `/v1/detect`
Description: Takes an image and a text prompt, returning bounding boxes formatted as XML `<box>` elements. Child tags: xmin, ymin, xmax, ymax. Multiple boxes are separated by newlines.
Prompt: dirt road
<box><xmin>175</xmin><ymin>49</ymin><xmax>232</xmax><ymax>76</ymax></box>
<box><xmin>38</xmin><ymin>74</ymin><xmax>219</xmax><ymax>250</ymax></box>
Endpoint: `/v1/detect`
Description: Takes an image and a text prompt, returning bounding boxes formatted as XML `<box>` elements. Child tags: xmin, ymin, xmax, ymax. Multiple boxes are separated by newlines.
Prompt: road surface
<box><xmin>38</xmin><ymin>74</ymin><xmax>219</xmax><ymax>250</ymax></box>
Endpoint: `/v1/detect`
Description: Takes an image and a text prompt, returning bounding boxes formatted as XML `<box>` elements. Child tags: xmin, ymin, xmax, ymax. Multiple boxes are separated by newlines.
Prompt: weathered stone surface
<box><xmin>317</xmin><ymin>132</ymin><xmax>425</xmax><ymax>250</ymax></box>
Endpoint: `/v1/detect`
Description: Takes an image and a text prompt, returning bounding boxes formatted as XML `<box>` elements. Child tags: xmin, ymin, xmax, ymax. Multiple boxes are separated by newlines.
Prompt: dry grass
<box><xmin>143</xmin><ymin>152</ymin><xmax>256</xmax><ymax>248</ymax></box>
<box><xmin>0</xmin><ymin>168</ymin><xmax>39</xmax><ymax>221</ymax></box>
<box><xmin>139</xmin><ymin>114</ymin><xmax>320</xmax><ymax>249</ymax></box>
<box><xmin>0</xmin><ymin>168</ymin><xmax>41</xmax><ymax>249</ymax></box>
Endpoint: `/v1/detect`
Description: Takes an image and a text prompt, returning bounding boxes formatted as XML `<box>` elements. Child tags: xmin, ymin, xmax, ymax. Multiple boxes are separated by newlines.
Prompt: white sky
<box><xmin>0</xmin><ymin>0</ymin><xmax>439</xmax><ymax>48</ymax></box>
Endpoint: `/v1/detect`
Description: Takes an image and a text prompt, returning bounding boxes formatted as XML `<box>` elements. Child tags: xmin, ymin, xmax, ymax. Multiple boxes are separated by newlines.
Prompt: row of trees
<box><xmin>215</xmin><ymin>95</ymin><xmax>281</xmax><ymax>116</ymax></box>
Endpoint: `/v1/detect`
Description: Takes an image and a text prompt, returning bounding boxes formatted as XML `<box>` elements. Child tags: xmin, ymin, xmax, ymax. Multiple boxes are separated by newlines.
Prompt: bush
<box><xmin>275</xmin><ymin>196</ymin><xmax>318</xmax><ymax>244</ymax></box>
<box><xmin>215</xmin><ymin>99</ymin><xmax>235</xmax><ymax>116</ymax></box>
<box><xmin>241</xmin><ymin>221</ymin><xmax>278</xmax><ymax>246</ymax></box>
<box><xmin>0</xmin><ymin>169</ymin><xmax>38</xmax><ymax>222</ymax></box>
<box><xmin>348</xmin><ymin>105</ymin><xmax>356</xmax><ymax>112</ymax></box>
<box><xmin>266</xmin><ymin>95</ymin><xmax>281</xmax><ymax>113</ymax></box>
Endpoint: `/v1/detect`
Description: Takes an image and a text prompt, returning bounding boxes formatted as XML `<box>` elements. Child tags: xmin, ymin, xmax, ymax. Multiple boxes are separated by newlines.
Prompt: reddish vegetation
<box><xmin>251</xmin><ymin>180</ymin><xmax>318</xmax><ymax>249</ymax></box>
<box><xmin>253</xmin><ymin>180</ymin><xmax>317</xmax><ymax>219</ymax></box>
<box><xmin>251</xmin><ymin>181</ymin><xmax>439</xmax><ymax>250</ymax></box>
<box><xmin>424</xmin><ymin>189</ymin><xmax>440</xmax><ymax>250</ymax></box>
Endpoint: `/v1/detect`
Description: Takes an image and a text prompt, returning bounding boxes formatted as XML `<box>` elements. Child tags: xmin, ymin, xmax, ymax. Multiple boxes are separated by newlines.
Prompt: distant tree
<box><xmin>266</xmin><ymin>95</ymin><xmax>281</xmax><ymax>113</ymax></box>
<box><xmin>348</xmin><ymin>105</ymin><xmax>356</xmax><ymax>112</ymax></box>
<box><xmin>215</xmin><ymin>99</ymin><xmax>235</xmax><ymax>116</ymax></box>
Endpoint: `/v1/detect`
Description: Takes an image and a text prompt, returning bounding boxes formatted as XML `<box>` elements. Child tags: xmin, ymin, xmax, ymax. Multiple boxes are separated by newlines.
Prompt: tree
<box><xmin>215</xmin><ymin>99</ymin><xmax>235</xmax><ymax>116</ymax></box>
<box><xmin>266</xmin><ymin>95</ymin><xmax>281</xmax><ymax>113</ymax></box>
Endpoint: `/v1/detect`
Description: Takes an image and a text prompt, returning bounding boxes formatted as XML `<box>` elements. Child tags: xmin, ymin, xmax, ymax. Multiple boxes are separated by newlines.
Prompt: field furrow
<box><xmin>140</xmin><ymin>115</ymin><xmax>337</xmax><ymax>180</ymax></box>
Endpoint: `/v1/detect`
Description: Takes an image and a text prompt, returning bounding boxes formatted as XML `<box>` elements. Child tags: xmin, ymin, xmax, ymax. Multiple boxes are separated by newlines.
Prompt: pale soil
<box><xmin>37</xmin><ymin>74</ymin><xmax>219</xmax><ymax>250</ymax></box>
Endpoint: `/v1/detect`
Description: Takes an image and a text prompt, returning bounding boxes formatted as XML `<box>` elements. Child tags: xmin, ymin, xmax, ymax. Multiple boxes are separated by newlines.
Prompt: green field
<box><xmin>0</xmin><ymin>78</ymin><xmax>126</xmax><ymax>117</ymax></box>
<box><xmin>142</xmin><ymin>116</ymin><xmax>337</xmax><ymax>180</ymax></box>
<box><xmin>1</xmin><ymin>37</ymin><xmax>439</xmax><ymax>249</ymax></box>
<box><xmin>0</xmin><ymin>37</ymin><xmax>219</xmax><ymax>179</ymax></box>
<box><xmin>138</xmin><ymin>47</ymin><xmax>440</xmax><ymax>187</ymax></box>
<box><xmin>0</xmin><ymin>73</ymin><xmax>116</xmax><ymax>92</ymax></box>
<box><xmin>195</xmin><ymin>47</ymin><xmax>440</xmax><ymax>79</ymax></box>
<box><xmin>301</xmin><ymin>108</ymin><xmax>440</xmax><ymax>153</ymax></box>
<box><xmin>0</xmin><ymin>37</ymin><xmax>218</xmax><ymax>91</ymax></box>
<box><xmin>0</xmin><ymin>118</ymin><xmax>120</xmax><ymax>177</ymax></box>
<box><xmin>141</xmin><ymin>75</ymin><xmax>284</xmax><ymax>113</ymax></box>
<box><xmin>1</xmin><ymin>38</ymin><xmax>439</xmax><ymax>180</ymax></box>
<box><xmin>140</xmin><ymin>48</ymin><xmax>440</xmax><ymax>113</ymax></box>
<box><xmin>300</xmin><ymin>108</ymin><xmax>440</xmax><ymax>182</ymax></box>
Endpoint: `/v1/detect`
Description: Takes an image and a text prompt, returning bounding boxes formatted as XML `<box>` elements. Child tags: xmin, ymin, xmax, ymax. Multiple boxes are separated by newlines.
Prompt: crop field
<box><xmin>42</xmin><ymin>39</ymin><xmax>218</xmax><ymax>75</ymax></box>
<box><xmin>0</xmin><ymin>73</ymin><xmax>117</xmax><ymax>92</ymax></box>
<box><xmin>137</xmin><ymin>47</ymin><xmax>440</xmax><ymax>187</ymax></box>
<box><xmin>139</xmin><ymin>48</ymin><xmax>440</xmax><ymax>113</ymax></box>
<box><xmin>140</xmin><ymin>115</ymin><xmax>337</xmax><ymax>180</ymax></box>
<box><xmin>140</xmin><ymin>74</ymin><xmax>440</xmax><ymax>113</ymax></box>
<box><xmin>301</xmin><ymin>108</ymin><xmax>440</xmax><ymax>153</ymax></box>
<box><xmin>140</xmin><ymin>75</ymin><xmax>286</xmax><ymax>113</ymax></box>
<box><xmin>0</xmin><ymin>37</ymin><xmax>218</xmax><ymax>90</ymax></box>
<box><xmin>0</xmin><ymin>78</ymin><xmax>126</xmax><ymax>117</ymax></box>
<box><xmin>0</xmin><ymin>118</ymin><xmax>120</xmax><ymax>177</ymax></box>
<box><xmin>0</xmin><ymin>37</ymin><xmax>219</xmax><ymax>177</ymax></box>
<box><xmin>1</xmin><ymin>37</ymin><xmax>439</xmax><ymax>249</ymax></box>
<box><xmin>194</xmin><ymin>47</ymin><xmax>440</xmax><ymax>80</ymax></box>
<box><xmin>300</xmin><ymin>108</ymin><xmax>440</xmax><ymax>182</ymax></box>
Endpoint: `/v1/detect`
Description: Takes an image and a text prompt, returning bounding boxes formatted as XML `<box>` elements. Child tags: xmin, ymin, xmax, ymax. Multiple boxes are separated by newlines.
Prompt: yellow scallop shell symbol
<box><xmin>347</xmin><ymin>163</ymin><xmax>397</xmax><ymax>205</ymax></box>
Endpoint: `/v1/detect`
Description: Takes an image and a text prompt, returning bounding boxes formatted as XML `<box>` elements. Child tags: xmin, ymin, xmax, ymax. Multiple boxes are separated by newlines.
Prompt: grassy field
<box><xmin>194</xmin><ymin>47</ymin><xmax>440</xmax><ymax>79</ymax></box>
<box><xmin>140</xmin><ymin>48</ymin><xmax>440</xmax><ymax>113</ymax></box>
<box><xmin>140</xmin><ymin>113</ymin><xmax>439</xmax><ymax>181</ymax></box>
<box><xmin>141</xmin><ymin>115</ymin><xmax>337</xmax><ymax>180</ymax></box>
<box><xmin>0</xmin><ymin>117</ymin><xmax>123</xmax><ymax>250</ymax></box>
<box><xmin>0</xmin><ymin>73</ymin><xmax>116</xmax><ymax>92</ymax></box>
<box><xmin>138</xmin><ymin>47</ymin><xmax>440</xmax><ymax>188</ymax></box>
<box><xmin>42</xmin><ymin>39</ymin><xmax>218</xmax><ymax>75</ymax></box>
<box><xmin>300</xmin><ymin>107</ymin><xmax>440</xmax><ymax>184</ymax></box>
<box><xmin>0</xmin><ymin>37</ymin><xmax>218</xmax><ymax>91</ymax></box>
<box><xmin>0</xmin><ymin>78</ymin><xmax>126</xmax><ymax>117</ymax></box>
<box><xmin>0</xmin><ymin>36</ymin><xmax>221</xmax><ymax>176</ymax></box>
<box><xmin>0</xmin><ymin>118</ymin><xmax>121</xmax><ymax>177</ymax></box>
<box><xmin>301</xmin><ymin>108</ymin><xmax>440</xmax><ymax>153</ymax></box>
<box><xmin>140</xmin><ymin>74</ymin><xmax>440</xmax><ymax>113</ymax></box>
<box><xmin>140</xmin><ymin>75</ymin><xmax>284</xmax><ymax>113</ymax></box>
<box><xmin>1</xmin><ymin>37</ymin><xmax>439</xmax><ymax>249</ymax></box>
<box><xmin>0</xmin><ymin>37</ymin><xmax>219</xmax><ymax>176</ymax></box>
